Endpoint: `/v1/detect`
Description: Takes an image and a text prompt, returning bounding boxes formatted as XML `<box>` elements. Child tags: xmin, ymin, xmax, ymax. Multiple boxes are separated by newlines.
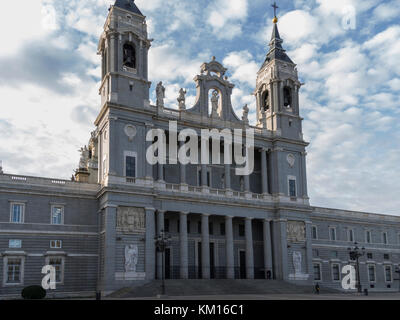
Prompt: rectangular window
<box><xmin>312</xmin><ymin>249</ymin><xmax>319</xmax><ymax>257</ymax></box>
<box><xmin>48</xmin><ymin>257</ymin><xmax>64</xmax><ymax>283</ymax></box>
<box><xmin>51</xmin><ymin>206</ymin><xmax>64</xmax><ymax>225</ymax></box>
<box><xmin>331</xmin><ymin>251</ymin><xmax>338</xmax><ymax>259</ymax></box>
<box><xmin>384</xmin><ymin>253</ymin><xmax>390</xmax><ymax>260</ymax></box>
<box><xmin>9</xmin><ymin>240</ymin><xmax>22</xmax><ymax>248</ymax></box>
<box><xmin>289</xmin><ymin>179</ymin><xmax>296</xmax><ymax>197</ymax></box>
<box><xmin>312</xmin><ymin>226</ymin><xmax>318</xmax><ymax>240</ymax></box>
<box><xmin>177</xmin><ymin>220</ymin><xmax>180</xmax><ymax>233</ymax></box>
<box><xmin>348</xmin><ymin>229</ymin><xmax>354</xmax><ymax>242</ymax></box>
<box><xmin>6</xmin><ymin>258</ymin><xmax>22</xmax><ymax>284</ymax></box>
<box><xmin>332</xmin><ymin>264</ymin><xmax>340</xmax><ymax>281</ymax></box>
<box><xmin>197</xmin><ymin>221</ymin><xmax>201</xmax><ymax>234</ymax></box>
<box><xmin>329</xmin><ymin>227</ymin><xmax>336</xmax><ymax>241</ymax></box>
<box><xmin>50</xmin><ymin>240</ymin><xmax>62</xmax><ymax>249</ymax></box>
<box><xmin>368</xmin><ymin>265</ymin><xmax>376</xmax><ymax>282</ymax></box>
<box><xmin>239</xmin><ymin>224</ymin><xmax>245</xmax><ymax>237</ymax></box>
<box><xmin>10</xmin><ymin>203</ymin><xmax>24</xmax><ymax>223</ymax></box>
<box><xmin>366</xmin><ymin>231</ymin><xmax>372</xmax><ymax>243</ymax></box>
<box><xmin>187</xmin><ymin>221</ymin><xmax>191</xmax><ymax>234</ymax></box>
<box><xmin>209</xmin><ymin>222</ymin><xmax>213</xmax><ymax>235</ymax></box>
<box><xmin>313</xmin><ymin>263</ymin><xmax>322</xmax><ymax>281</ymax></box>
<box><xmin>367</xmin><ymin>253</ymin><xmax>373</xmax><ymax>259</ymax></box>
<box><xmin>220</xmin><ymin>223</ymin><xmax>226</xmax><ymax>236</ymax></box>
<box><xmin>125</xmin><ymin>156</ymin><xmax>136</xmax><ymax>178</ymax></box>
<box><xmin>385</xmin><ymin>266</ymin><xmax>392</xmax><ymax>282</ymax></box>
<box><xmin>382</xmin><ymin>232</ymin><xmax>388</xmax><ymax>245</ymax></box>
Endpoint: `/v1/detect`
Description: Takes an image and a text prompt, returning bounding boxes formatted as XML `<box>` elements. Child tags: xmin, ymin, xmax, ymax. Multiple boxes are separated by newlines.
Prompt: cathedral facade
<box><xmin>0</xmin><ymin>1</ymin><xmax>399</xmax><ymax>298</ymax></box>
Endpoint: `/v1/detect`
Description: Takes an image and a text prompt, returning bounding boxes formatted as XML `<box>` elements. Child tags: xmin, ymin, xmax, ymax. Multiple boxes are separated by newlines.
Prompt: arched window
<box><xmin>283</xmin><ymin>87</ymin><xmax>292</xmax><ymax>108</ymax></box>
<box><xmin>262</xmin><ymin>90</ymin><xmax>270</xmax><ymax>111</ymax></box>
<box><xmin>123</xmin><ymin>43</ymin><xmax>136</xmax><ymax>69</ymax></box>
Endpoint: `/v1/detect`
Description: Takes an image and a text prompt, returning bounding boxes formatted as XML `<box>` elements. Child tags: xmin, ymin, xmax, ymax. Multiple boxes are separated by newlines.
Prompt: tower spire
<box><xmin>262</xmin><ymin>1</ymin><xmax>294</xmax><ymax>65</ymax></box>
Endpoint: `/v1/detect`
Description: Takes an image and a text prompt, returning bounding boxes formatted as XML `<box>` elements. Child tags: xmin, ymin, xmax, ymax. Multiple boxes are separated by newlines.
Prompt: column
<box><xmin>201</xmin><ymin>164</ymin><xmax>208</xmax><ymax>187</ymax></box>
<box><xmin>245</xmin><ymin>217</ymin><xmax>254</xmax><ymax>279</ymax></box>
<box><xmin>201</xmin><ymin>214</ymin><xmax>210</xmax><ymax>279</ymax></box>
<box><xmin>224</xmin><ymin>164</ymin><xmax>231</xmax><ymax>190</ymax></box>
<box><xmin>225</xmin><ymin>216</ymin><xmax>234</xmax><ymax>279</ymax></box>
<box><xmin>263</xmin><ymin>219</ymin><xmax>273</xmax><ymax>279</ymax></box>
<box><xmin>145</xmin><ymin>123</ymin><xmax>154</xmax><ymax>180</ymax></box>
<box><xmin>102</xmin><ymin>205</ymin><xmax>117</xmax><ymax>293</ymax></box>
<box><xmin>272</xmin><ymin>219</ymin><xmax>288</xmax><ymax>280</ymax></box>
<box><xmin>156</xmin><ymin>210</ymin><xmax>165</xmax><ymax>280</ymax></box>
<box><xmin>260</xmin><ymin>148</ymin><xmax>269</xmax><ymax>194</ymax></box>
<box><xmin>301</xmin><ymin>152</ymin><xmax>309</xmax><ymax>198</ymax></box>
<box><xmin>179</xmin><ymin>212</ymin><xmax>189</xmax><ymax>279</ymax></box>
<box><xmin>145</xmin><ymin>208</ymin><xmax>156</xmax><ymax>280</ymax></box>
<box><xmin>179</xmin><ymin>140</ymin><xmax>186</xmax><ymax>184</ymax></box>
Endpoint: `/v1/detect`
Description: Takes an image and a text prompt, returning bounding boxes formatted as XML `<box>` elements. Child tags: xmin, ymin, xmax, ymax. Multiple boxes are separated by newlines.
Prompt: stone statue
<box><xmin>210</xmin><ymin>90</ymin><xmax>219</xmax><ymax>118</ymax></box>
<box><xmin>156</xmin><ymin>81</ymin><xmax>165</xmax><ymax>108</ymax></box>
<box><xmin>242</xmin><ymin>104</ymin><xmax>249</xmax><ymax>124</ymax></box>
<box><xmin>221</xmin><ymin>173</ymin><xmax>225</xmax><ymax>189</ymax></box>
<box><xmin>0</xmin><ymin>160</ymin><xmax>3</xmax><ymax>174</ymax></box>
<box><xmin>78</xmin><ymin>146</ymin><xmax>89</xmax><ymax>170</ymax></box>
<box><xmin>177</xmin><ymin>88</ymin><xmax>187</xmax><ymax>110</ymax></box>
<box><xmin>125</xmin><ymin>244</ymin><xmax>139</xmax><ymax>272</ymax></box>
<box><xmin>293</xmin><ymin>251</ymin><xmax>302</xmax><ymax>275</ymax></box>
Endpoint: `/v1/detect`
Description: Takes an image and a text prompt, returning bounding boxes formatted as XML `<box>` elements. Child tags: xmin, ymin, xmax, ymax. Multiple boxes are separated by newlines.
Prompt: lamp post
<box><xmin>347</xmin><ymin>242</ymin><xmax>365</xmax><ymax>293</ymax></box>
<box><xmin>155</xmin><ymin>229</ymin><xmax>171</xmax><ymax>296</ymax></box>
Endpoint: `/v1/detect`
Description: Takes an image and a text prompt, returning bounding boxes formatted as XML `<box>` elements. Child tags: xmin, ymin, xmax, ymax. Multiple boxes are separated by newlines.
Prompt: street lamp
<box><xmin>155</xmin><ymin>229</ymin><xmax>171</xmax><ymax>296</ymax></box>
<box><xmin>347</xmin><ymin>242</ymin><xmax>365</xmax><ymax>293</ymax></box>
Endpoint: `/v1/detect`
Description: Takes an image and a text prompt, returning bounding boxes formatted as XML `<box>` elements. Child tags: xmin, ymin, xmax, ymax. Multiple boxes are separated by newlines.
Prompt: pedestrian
<box><xmin>315</xmin><ymin>283</ymin><xmax>320</xmax><ymax>294</ymax></box>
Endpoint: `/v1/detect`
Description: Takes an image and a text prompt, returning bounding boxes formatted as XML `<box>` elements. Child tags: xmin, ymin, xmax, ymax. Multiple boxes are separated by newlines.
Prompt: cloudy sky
<box><xmin>0</xmin><ymin>0</ymin><xmax>399</xmax><ymax>215</ymax></box>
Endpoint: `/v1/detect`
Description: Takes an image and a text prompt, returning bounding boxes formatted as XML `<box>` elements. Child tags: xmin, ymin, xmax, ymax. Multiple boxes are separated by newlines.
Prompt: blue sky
<box><xmin>0</xmin><ymin>0</ymin><xmax>399</xmax><ymax>215</ymax></box>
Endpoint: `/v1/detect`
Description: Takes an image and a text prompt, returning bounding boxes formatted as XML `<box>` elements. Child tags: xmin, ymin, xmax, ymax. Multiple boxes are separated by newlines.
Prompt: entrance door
<box><xmin>197</xmin><ymin>242</ymin><xmax>202</xmax><ymax>279</ymax></box>
<box><xmin>165</xmin><ymin>248</ymin><xmax>171</xmax><ymax>279</ymax></box>
<box><xmin>210</xmin><ymin>242</ymin><xmax>215</xmax><ymax>279</ymax></box>
<box><xmin>239</xmin><ymin>250</ymin><xmax>246</xmax><ymax>279</ymax></box>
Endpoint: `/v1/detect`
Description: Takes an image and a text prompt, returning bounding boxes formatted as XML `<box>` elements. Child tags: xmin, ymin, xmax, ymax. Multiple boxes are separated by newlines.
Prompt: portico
<box><xmin>154</xmin><ymin>210</ymin><xmax>275</xmax><ymax>280</ymax></box>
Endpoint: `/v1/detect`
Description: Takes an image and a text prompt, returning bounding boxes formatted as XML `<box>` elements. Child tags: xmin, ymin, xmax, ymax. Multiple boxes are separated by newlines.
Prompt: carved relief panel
<box><xmin>287</xmin><ymin>220</ymin><xmax>306</xmax><ymax>243</ymax></box>
<box><xmin>116</xmin><ymin>207</ymin><xmax>146</xmax><ymax>233</ymax></box>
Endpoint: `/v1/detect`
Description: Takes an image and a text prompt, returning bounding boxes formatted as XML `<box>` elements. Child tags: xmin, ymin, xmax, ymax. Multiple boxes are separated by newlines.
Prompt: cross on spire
<box><xmin>272</xmin><ymin>1</ymin><xmax>279</xmax><ymax>17</ymax></box>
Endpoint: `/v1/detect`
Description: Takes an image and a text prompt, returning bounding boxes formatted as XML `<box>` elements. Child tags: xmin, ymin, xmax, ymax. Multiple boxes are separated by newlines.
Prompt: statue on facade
<box><xmin>156</xmin><ymin>81</ymin><xmax>165</xmax><ymax>108</ymax></box>
<box><xmin>78</xmin><ymin>146</ymin><xmax>89</xmax><ymax>170</ymax></box>
<box><xmin>0</xmin><ymin>160</ymin><xmax>3</xmax><ymax>174</ymax></box>
<box><xmin>210</xmin><ymin>90</ymin><xmax>220</xmax><ymax>118</ymax></box>
<box><xmin>242</xmin><ymin>104</ymin><xmax>249</xmax><ymax>124</ymax></box>
<box><xmin>177</xmin><ymin>88</ymin><xmax>187</xmax><ymax>110</ymax></box>
<box><xmin>293</xmin><ymin>251</ymin><xmax>302</xmax><ymax>275</ymax></box>
<box><xmin>125</xmin><ymin>244</ymin><xmax>139</xmax><ymax>272</ymax></box>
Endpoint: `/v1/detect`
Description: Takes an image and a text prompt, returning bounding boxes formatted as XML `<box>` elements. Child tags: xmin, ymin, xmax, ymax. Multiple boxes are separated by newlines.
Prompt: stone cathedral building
<box><xmin>1</xmin><ymin>1</ymin><xmax>399</xmax><ymax>298</ymax></box>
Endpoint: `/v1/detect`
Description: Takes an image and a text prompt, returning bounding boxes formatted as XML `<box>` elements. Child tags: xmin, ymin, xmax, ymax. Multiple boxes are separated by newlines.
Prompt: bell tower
<box><xmin>98</xmin><ymin>0</ymin><xmax>151</xmax><ymax>109</ymax></box>
<box><xmin>255</xmin><ymin>8</ymin><xmax>303</xmax><ymax>141</ymax></box>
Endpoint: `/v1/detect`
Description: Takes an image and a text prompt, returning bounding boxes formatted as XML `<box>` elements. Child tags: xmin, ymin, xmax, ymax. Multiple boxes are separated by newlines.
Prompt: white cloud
<box><xmin>148</xmin><ymin>42</ymin><xmax>205</xmax><ymax>84</ymax></box>
<box><xmin>207</xmin><ymin>0</ymin><xmax>248</xmax><ymax>39</ymax></box>
<box><xmin>223</xmin><ymin>51</ymin><xmax>259</xmax><ymax>87</ymax></box>
<box><xmin>0</xmin><ymin>1</ymin><xmax>52</xmax><ymax>56</ymax></box>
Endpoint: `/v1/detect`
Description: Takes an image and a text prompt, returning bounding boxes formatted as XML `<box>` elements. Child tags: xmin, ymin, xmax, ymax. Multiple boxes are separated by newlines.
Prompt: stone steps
<box><xmin>108</xmin><ymin>280</ymin><xmax>339</xmax><ymax>298</ymax></box>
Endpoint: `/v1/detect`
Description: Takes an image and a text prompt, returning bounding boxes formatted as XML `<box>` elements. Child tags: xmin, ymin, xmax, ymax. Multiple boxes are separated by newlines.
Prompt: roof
<box><xmin>261</xmin><ymin>22</ymin><xmax>294</xmax><ymax>68</ymax></box>
<box><xmin>114</xmin><ymin>0</ymin><xmax>143</xmax><ymax>16</ymax></box>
